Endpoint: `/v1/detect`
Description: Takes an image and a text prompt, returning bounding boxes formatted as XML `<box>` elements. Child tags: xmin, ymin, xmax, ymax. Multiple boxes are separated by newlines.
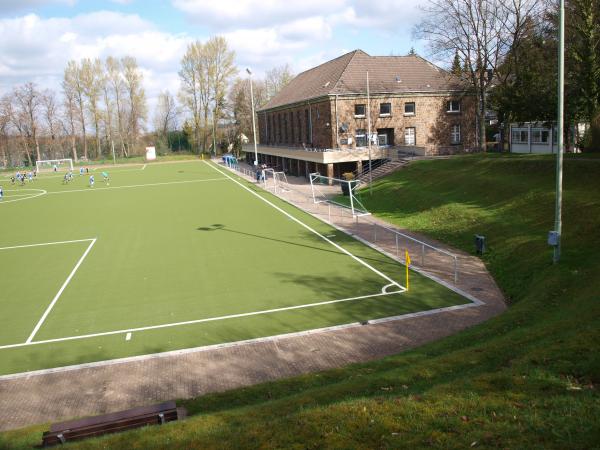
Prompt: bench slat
<box><xmin>49</xmin><ymin>401</ymin><xmax>176</xmax><ymax>432</ymax></box>
<box><xmin>42</xmin><ymin>402</ymin><xmax>185</xmax><ymax>447</ymax></box>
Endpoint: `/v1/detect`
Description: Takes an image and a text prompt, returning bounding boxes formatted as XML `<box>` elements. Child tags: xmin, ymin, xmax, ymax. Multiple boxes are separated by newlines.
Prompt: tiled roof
<box><xmin>260</xmin><ymin>50</ymin><xmax>469</xmax><ymax>111</ymax></box>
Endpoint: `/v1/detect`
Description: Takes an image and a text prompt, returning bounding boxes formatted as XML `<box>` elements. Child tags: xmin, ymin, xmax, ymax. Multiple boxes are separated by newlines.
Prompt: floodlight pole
<box><xmin>247</xmin><ymin>68</ymin><xmax>259</xmax><ymax>166</ymax></box>
<box><xmin>111</xmin><ymin>140</ymin><xmax>116</xmax><ymax>165</ymax></box>
<box><xmin>553</xmin><ymin>0</ymin><xmax>565</xmax><ymax>264</ymax></box>
<box><xmin>366</xmin><ymin>70</ymin><xmax>372</xmax><ymax>195</ymax></box>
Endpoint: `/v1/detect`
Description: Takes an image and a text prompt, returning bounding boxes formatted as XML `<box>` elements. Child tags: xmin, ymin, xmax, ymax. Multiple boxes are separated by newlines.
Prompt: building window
<box><xmin>355</xmin><ymin>104</ymin><xmax>366</xmax><ymax>117</ymax></box>
<box><xmin>278</xmin><ymin>114</ymin><xmax>282</xmax><ymax>143</ymax></box>
<box><xmin>305</xmin><ymin>109</ymin><xmax>310</xmax><ymax>142</ymax></box>
<box><xmin>404</xmin><ymin>102</ymin><xmax>415</xmax><ymax>115</ymax></box>
<box><xmin>511</xmin><ymin>128</ymin><xmax>529</xmax><ymax>144</ymax></box>
<box><xmin>379</xmin><ymin>103</ymin><xmax>391</xmax><ymax>116</ymax></box>
<box><xmin>404</xmin><ymin>127</ymin><xmax>416</xmax><ymax>146</ymax></box>
<box><xmin>532</xmin><ymin>128</ymin><xmax>549</xmax><ymax>143</ymax></box>
<box><xmin>356</xmin><ymin>128</ymin><xmax>367</xmax><ymax>147</ymax></box>
<box><xmin>290</xmin><ymin>112</ymin><xmax>294</xmax><ymax>144</ymax></box>
<box><xmin>446</xmin><ymin>100</ymin><xmax>461</xmax><ymax>113</ymax></box>
<box><xmin>450</xmin><ymin>124</ymin><xmax>461</xmax><ymax>144</ymax></box>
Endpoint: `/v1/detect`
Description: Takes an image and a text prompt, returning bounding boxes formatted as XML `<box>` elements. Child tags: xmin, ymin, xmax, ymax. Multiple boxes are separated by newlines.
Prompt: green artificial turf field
<box><xmin>0</xmin><ymin>160</ymin><xmax>470</xmax><ymax>376</ymax></box>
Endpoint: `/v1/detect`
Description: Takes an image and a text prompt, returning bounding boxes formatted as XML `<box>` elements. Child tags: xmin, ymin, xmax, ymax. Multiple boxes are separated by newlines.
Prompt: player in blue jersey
<box><xmin>89</xmin><ymin>174</ymin><xmax>95</xmax><ymax>187</ymax></box>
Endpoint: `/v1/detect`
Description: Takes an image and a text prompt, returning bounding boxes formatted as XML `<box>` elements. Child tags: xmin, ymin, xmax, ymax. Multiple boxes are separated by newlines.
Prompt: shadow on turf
<box><xmin>196</xmin><ymin>224</ymin><xmax>398</xmax><ymax>267</ymax></box>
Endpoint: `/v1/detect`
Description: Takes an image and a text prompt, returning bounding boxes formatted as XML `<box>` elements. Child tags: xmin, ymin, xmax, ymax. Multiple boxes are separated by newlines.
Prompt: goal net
<box><xmin>262</xmin><ymin>169</ymin><xmax>289</xmax><ymax>194</ymax></box>
<box><xmin>309</xmin><ymin>173</ymin><xmax>370</xmax><ymax>217</ymax></box>
<box><xmin>36</xmin><ymin>158</ymin><xmax>74</xmax><ymax>172</ymax></box>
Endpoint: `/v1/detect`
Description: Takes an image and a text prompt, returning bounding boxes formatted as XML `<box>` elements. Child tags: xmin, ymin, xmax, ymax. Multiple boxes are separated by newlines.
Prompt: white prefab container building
<box><xmin>509</xmin><ymin>122</ymin><xmax>559</xmax><ymax>154</ymax></box>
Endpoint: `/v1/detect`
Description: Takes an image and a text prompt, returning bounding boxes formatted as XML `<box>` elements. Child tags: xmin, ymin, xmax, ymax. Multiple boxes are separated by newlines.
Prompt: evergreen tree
<box><xmin>451</xmin><ymin>50</ymin><xmax>462</xmax><ymax>75</ymax></box>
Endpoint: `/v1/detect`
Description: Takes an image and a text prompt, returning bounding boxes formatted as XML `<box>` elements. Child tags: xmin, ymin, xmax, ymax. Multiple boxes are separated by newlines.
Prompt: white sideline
<box><xmin>204</xmin><ymin>161</ymin><xmax>406</xmax><ymax>291</ymax></box>
<box><xmin>0</xmin><ymin>189</ymin><xmax>46</xmax><ymax>205</ymax></box>
<box><xmin>46</xmin><ymin>177</ymin><xmax>227</xmax><ymax>195</ymax></box>
<box><xmin>25</xmin><ymin>238</ymin><xmax>97</xmax><ymax>343</ymax></box>
<box><xmin>0</xmin><ymin>300</ymin><xmax>479</xmax><ymax>381</ymax></box>
<box><xmin>0</xmin><ymin>238</ymin><xmax>95</xmax><ymax>251</ymax></box>
<box><xmin>0</xmin><ymin>289</ymin><xmax>403</xmax><ymax>350</ymax></box>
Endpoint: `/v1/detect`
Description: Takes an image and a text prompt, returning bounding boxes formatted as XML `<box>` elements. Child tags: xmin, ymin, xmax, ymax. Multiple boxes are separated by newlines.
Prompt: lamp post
<box><xmin>247</xmin><ymin>68</ymin><xmax>258</xmax><ymax>166</ymax></box>
<box><xmin>553</xmin><ymin>0</ymin><xmax>565</xmax><ymax>263</ymax></box>
<box><xmin>366</xmin><ymin>70</ymin><xmax>372</xmax><ymax>195</ymax></box>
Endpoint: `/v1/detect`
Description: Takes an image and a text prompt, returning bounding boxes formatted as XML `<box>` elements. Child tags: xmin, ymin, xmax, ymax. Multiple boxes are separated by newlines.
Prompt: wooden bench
<box><xmin>41</xmin><ymin>401</ymin><xmax>186</xmax><ymax>447</ymax></box>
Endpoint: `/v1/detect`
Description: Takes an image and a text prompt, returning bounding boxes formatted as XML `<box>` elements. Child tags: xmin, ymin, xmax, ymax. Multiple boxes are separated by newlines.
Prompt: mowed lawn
<box><xmin>0</xmin><ymin>160</ymin><xmax>468</xmax><ymax>375</ymax></box>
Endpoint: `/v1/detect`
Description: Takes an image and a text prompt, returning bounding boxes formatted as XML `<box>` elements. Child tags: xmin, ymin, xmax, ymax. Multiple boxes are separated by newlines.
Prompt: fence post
<box><xmin>454</xmin><ymin>257</ymin><xmax>458</xmax><ymax>284</ymax></box>
<box><xmin>328</xmin><ymin>203</ymin><xmax>331</xmax><ymax>223</ymax></box>
<box><xmin>395</xmin><ymin>234</ymin><xmax>399</xmax><ymax>257</ymax></box>
<box><xmin>421</xmin><ymin>243</ymin><xmax>425</xmax><ymax>266</ymax></box>
<box><xmin>373</xmin><ymin>222</ymin><xmax>377</xmax><ymax>242</ymax></box>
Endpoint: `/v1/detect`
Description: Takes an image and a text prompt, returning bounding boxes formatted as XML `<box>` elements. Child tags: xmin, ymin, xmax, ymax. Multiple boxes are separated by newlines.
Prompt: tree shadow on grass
<box><xmin>196</xmin><ymin>224</ymin><xmax>399</xmax><ymax>268</ymax></box>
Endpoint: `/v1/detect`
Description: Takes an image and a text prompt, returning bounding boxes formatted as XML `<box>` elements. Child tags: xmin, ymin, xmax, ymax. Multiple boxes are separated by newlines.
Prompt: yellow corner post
<box><xmin>405</xmin><ymin>249</ymin><xmax>411</xmax><ymax>291</ymax></box>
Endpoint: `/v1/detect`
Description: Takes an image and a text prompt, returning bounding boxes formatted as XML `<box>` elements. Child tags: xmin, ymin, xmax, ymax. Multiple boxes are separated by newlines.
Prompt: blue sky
<box><xmin>0</xmin><ymin>0</ymin><xmax>429</xmax><ymax>115</ymax></box>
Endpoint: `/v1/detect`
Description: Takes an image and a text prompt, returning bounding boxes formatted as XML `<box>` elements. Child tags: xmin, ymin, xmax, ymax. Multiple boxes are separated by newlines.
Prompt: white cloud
<box><xmin>173</xmin><ymin>0</ymin><xmax>427</xmax><ymax>33</ymax></box>
<box><xmin>173</xmin><ymin>0</ymin><xmax>345</xmax><ymax>29</ymax></box>
<box><xmin>0</xmin><ymin>12</ymin><xmax>190</xmax><ymax>123</ymax></box>
<box><xmin>0</xmin><ymin>0</ymin><xmax>75</xmax><ymax>16</ymax></box>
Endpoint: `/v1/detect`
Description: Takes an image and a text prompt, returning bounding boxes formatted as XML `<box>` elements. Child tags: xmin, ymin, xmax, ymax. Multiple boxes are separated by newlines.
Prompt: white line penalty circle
<box><xmin>0</xmin><ymin>188</ymin><xmax>47</xmax><ymax>204</ymax></box>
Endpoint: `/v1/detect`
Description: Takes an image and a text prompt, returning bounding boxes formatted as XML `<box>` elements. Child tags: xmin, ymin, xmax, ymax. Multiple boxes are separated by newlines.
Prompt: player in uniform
<box><xmin>89</xmin><ymin>174</ymin><xmax>95</xmax><ymax>187</ymax></box>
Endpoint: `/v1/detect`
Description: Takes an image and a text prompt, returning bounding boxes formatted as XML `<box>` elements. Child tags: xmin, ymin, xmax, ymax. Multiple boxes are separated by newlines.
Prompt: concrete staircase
<box><xmin>356</xmin><ymin>159</ymin><xmax>409</xmax><ymax>184</ymax></box>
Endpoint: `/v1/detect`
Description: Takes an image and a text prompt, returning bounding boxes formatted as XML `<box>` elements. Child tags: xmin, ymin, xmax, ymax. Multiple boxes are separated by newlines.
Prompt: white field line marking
<box><xmin>0</xmin><ymin>189</ymin><xmax>46</xmax><ymax>205</ymax></box>
<box><xmin>126</xmin><ymin>332</ymin><xmax>132</xmax><ymax>341</ymax></box>
<box><xmin>205</xmin><ymin>161</ymin><xmax>406</xmax><ymax>291</ymax></box>
<box><xmin>45</xmin><ymin>177</ymin><xmax>227</xmax><ymax>195</ymax></box>
<box><xmin>4</xmin><ymin>192</ymin><xmax>41</xmax><ymax>198</ymax></box>
<box><xmin>0</xmin><ymin>299</ymin><xmax>480</xmax><ymax>381</ymax></box>
<box><xmin>0</xmin><ymin>238</ymin><xmax>95</xmax><ymax>251</ymax></box>
<box><xmin>25</xmin><ymin>238</ymin><xmax>97</xmax><ymax>343</ymax></box>
<box><xmin>0</xmin><ymin>289</ymin><xmax>402</xmax><ymax>350</ymax></box>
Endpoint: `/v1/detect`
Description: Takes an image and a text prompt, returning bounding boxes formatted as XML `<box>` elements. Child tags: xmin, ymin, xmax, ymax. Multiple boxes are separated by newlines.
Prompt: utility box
<box><xmin>475</xmin><ymin>235</ymin><xmax>486</xmax><ymax>255</ymax></box>
<box><xmin>548</xmin><ymin>231</ymin><xmax>559</xmax><ymax>246</ymax></box>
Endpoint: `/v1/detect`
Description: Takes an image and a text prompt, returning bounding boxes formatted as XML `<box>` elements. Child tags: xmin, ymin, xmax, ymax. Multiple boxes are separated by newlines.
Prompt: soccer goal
<box><xmin>262</xmin><ymin>169</ymin><xmax>289</xmax><ymax>194</ymax></box>
<box><xmin>36</xmin><ymin>158</ymin><xmax>74</xmax><ymax>172</ymax></box>
<box><xmin>309</xmin><ymin>173</ymin><xmax>370</xmax><ymax>217</ymax></box>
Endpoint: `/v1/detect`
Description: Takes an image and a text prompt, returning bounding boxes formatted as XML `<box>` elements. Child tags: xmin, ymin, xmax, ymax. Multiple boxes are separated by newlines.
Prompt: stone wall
<box><xmin>258</xmin><ymin>93</ymin><xmax>476</xmax><ymax>155</ymax></box>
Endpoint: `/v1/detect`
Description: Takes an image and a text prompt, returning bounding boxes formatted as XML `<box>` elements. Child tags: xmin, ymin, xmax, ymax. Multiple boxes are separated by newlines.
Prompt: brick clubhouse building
<box><xmin>244</xmin><ymin>50</ymin><xmax>476</xmax><ymax>179</ymax></box>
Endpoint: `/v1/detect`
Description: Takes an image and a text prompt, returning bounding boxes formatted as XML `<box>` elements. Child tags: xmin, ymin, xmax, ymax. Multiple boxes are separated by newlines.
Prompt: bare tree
<box><xmin>106</xmin><ymin>56</ymin><xmax>126</xmax><ymax>156</ymax></box>
<box><xmin>64</xmin><ymin>60</ymin><xmax>88</xmax><ymax>159</ymax></box>
<box><xmin>122</xmin><ymin>56</ymin><xmax>147</xmax><ymax>154</ymax></box>
<box><xmin>228</xmin><ymin>77</ymin><xmax>267</xmax><ymax>148</ymax></box>
<box><xmin>13</xmin><ymin>82</ymin><xmax>42</xmax><ymax>162</ymax></box>
<box><xmin>80</xmin><ymin>58</ymin><xmax>104</xmax><ymax>158</ymax></box>
<box><xmin>415</xmin><ymin>0</ymin><xmax>543</xmax><ymax>150</ymax></box>
<box><xmin>264</xmin><ymin>64</ymin><xmax>294</xmax><ymax>100</ymax></box>
<box><xmin>40</xmin><ymin>90</ymin><xmax>61</xmax><ymax>159</ymax></box>
<box><xmin>179</xmin><ymin>41</ymin><xmax>207</xmax><ymax>153</ymax></box>
<box><xmin>0</xmin><ymin>95</ymin><xmax>10</xmax><ymax>167</ymax></box>
<box><xmin>154</xmin><ymin>91</ymin><xmax>178</xmax><ymax>143</ymax></box>
<box><xmin>62</xmin><ymin>81</ymin><xmax>79</xmax><ymax>162</ymax></box>
<box><xmin>206</xmin><ymin>36</ymin><xmax>237</xmax><ymax>152</ymax></box>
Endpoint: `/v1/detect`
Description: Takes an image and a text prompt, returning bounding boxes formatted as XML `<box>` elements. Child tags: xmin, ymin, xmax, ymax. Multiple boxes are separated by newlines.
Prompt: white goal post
<box><xmin>262</xmin><ymin>169</ymin><xmax>289</xmax><ymax>194</ymax></box>
<box><xmin>36</xmin><ymin>158</ymin><xmax>74</xmax><ymax>172</ymax></box>
<box><xmin>309</xmin><ymin>172</ymin><xmax>370</xmax><ymax>217</ymax></box>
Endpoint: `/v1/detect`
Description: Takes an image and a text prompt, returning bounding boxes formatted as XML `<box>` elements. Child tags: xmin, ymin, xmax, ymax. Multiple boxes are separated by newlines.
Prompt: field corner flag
<box><xmin>405</xmin><ymin>250</ymin><xmax>411</xmax><ymax>291</ymax></box>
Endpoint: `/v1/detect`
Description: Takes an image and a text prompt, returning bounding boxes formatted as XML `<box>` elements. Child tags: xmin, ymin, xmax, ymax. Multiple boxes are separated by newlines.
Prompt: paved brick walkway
<box><xmin>0</xmin><ymin>161</ymin><xmax>506</xmax><ymax>432</ymax></box>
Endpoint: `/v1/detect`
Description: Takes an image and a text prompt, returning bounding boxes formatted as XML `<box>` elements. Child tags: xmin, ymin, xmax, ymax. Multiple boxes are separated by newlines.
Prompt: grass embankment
<box><xmin>2</xmin><ymin>154</ymin><xmax>599</xmax><ymax>449</ymax></box>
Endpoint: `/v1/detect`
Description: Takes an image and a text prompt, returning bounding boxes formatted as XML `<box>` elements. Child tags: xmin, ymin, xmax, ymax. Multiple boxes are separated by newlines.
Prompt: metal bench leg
<box><xmin>158</xmin><ymin>412</ymin><xmax>165</xmax><ymax>424</ymax></box>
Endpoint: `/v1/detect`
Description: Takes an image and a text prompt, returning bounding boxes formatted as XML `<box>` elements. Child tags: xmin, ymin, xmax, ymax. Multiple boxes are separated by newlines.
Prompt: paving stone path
<box><xmin>0</xmin><ymin>161</ymin><xmax>506</xmax><ymax>432</ymax></box>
